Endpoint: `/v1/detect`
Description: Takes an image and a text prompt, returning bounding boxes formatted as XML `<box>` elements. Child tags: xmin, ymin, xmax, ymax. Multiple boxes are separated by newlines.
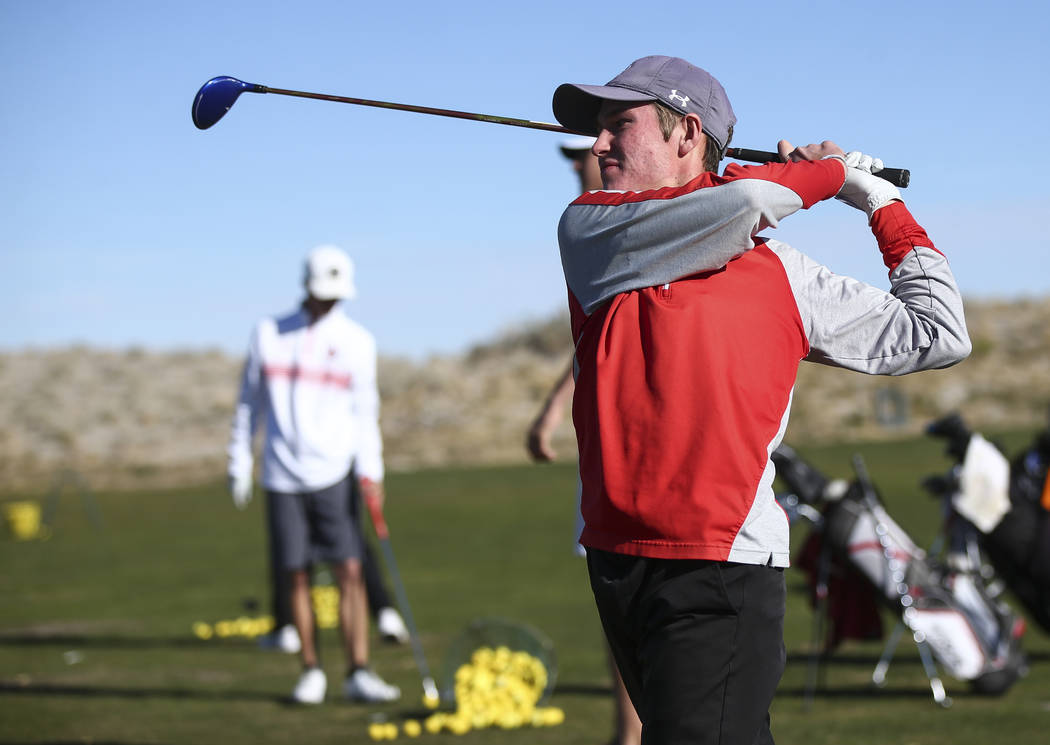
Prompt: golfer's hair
<box><xmin>654</xmin><ymin>102</ymin><xmax>733</xmax><ymax>173</ymax></box>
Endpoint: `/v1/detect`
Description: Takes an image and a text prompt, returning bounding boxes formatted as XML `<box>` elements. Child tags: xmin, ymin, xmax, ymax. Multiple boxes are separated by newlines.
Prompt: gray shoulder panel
<box><xmin>559</xmin><ymin>179</ymin><xmax>805</xmax><ymax>314</ymax></box>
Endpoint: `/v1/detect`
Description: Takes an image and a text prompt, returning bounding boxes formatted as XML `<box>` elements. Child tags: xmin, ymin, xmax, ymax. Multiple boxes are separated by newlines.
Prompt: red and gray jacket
<box><xmin>558</xmin><ymin>158</ymin><xmax>970</xmax><ymax>566</ymax></box>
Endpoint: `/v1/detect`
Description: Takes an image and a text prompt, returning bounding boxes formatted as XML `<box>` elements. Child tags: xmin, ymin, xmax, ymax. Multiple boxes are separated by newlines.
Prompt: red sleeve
<box><xmin>570</xmin><ymin>159</ymin><xmax>845</xmax><ymax>209</ymax></box>
<box><xmin>869</xmin><ymin>201</ymin><xmax>943</xmax><ymax>271</ymax></box>
<box><xmin>720</xmin><ymin>158</ymin><xmax>846</xmax><ymax>209</ymax></box>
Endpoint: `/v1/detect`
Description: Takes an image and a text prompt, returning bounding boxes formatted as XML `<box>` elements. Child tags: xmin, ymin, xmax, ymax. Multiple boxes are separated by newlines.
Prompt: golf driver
<box><xmin>191</xmin><ymin>76</ymin><xmax>910</xmax><ymax>188</ymax></box>
<box><xmin>361</xmin><ymin>491</ymin><xmax>439</xmax><ymax>705</ymax></box>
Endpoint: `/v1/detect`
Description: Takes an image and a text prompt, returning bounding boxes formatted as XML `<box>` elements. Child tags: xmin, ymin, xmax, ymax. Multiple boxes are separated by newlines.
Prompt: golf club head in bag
<box><xmin>926</xmin><ymin>412</ymin><xmax>973</xmax><ymax>462</ymax></box>
<box><xmin>772</xmin><ymin>444</ymin><xmax>843</xmax><ymax>527</ymax></box>
<box><xmin>772</xmin><ymin>444</ymin><xmax>831</xmax><ymax>506</ymax></box>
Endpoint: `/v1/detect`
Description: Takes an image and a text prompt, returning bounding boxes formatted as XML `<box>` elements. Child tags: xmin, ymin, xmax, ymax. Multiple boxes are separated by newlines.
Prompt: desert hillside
<box><xmin>2</xmin><ymin>298</ymin><xmax>1048</xmax><ymax>492</ymax></box>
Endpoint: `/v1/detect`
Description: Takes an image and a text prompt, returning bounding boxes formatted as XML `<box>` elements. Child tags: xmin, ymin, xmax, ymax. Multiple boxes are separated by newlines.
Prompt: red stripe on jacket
<box><xmin>263</xmin><ymin>365</ymin><xmax>353</xmax><ymax>389</ymax></box>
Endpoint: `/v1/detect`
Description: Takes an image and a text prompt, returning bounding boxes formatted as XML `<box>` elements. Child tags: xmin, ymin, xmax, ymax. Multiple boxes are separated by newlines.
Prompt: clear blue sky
<box><xmin>3</xmin><ymin>0</ymin><xmax>1048</xmax><ymax>359</ymax></box>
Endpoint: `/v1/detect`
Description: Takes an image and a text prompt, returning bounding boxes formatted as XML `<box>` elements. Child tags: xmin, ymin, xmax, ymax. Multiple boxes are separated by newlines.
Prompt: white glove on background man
<box><xmin>229</xmin><ymin>474</ymin><xmax>253</xmax><ymax>510</ymax></box>
<box><xmin>832</xmin><ymin>150</ymin><xmax>901</xmax><ymax>223</ymax></box>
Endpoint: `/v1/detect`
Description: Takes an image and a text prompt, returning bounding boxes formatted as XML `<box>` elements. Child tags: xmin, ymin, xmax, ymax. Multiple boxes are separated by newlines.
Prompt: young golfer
<box><xmin>552</xmin><ymin>55</ymin><xmax>970</xmax><ymax>744</ymax></box>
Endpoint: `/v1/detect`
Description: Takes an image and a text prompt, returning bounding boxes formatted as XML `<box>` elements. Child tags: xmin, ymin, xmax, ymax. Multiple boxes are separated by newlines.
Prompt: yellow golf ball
<box><xmin>402</xmin><ymin>720</ymin><xmax>422</xmax><ymax>737</ymax></box>
<box><xmin>540</xmin><ymin>706</ymin><xmax>566</xmax><ymax>725</ymax></box>
<box><xmin>448</xmin><ymin>715</ymin><xmax>471</xmax><ymax>735</ymax></box>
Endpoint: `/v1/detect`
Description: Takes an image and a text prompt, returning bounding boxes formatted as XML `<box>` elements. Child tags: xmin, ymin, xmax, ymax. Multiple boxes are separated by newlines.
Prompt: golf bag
<box><xmin>773</xmin><ymin>444</ymin><xmax>1027</xmax><ymax>695</ymax></box>
<box><xmin>925</xmin><ymin>413</ymin><xmax>1050</xmax><ymax>633</ymax></box>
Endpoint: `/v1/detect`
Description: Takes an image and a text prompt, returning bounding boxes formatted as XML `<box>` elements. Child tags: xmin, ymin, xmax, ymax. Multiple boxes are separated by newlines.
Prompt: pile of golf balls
<box><xmin>367</xmin><ymin>645</ymin><xmax>564</xmax><ymax>739</ymax></box>
<box><xmin>191</xmin><ymin>586</ymin><xmax>341</xmax><ymax>640</ymax></box>
<box><xmin>192</xmin><ymin>616</ymin><xmax>273</xmax><ymax>640</ymax></box>
<box><xmin>308</xmin><ymin>585</ymin><xmax>339</xmax><ymax>629</ymax></box>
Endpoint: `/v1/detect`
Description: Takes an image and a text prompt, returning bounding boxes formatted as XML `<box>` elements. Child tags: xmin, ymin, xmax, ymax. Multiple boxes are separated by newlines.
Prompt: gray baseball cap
<box><xmin>552</xmin><ymin>55</ymin><xmax>736</xmax><ymax>155</ymax></box>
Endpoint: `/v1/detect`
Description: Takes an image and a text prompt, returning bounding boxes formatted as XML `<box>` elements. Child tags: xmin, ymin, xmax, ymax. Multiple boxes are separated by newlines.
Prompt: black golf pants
<box><xmin>587</xmin><ymin>550</ymin><xmax>785</xmax><ymax>745</ymax></box>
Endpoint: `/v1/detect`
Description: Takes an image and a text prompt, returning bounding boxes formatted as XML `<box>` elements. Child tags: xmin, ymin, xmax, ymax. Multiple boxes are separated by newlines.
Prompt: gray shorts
<box><xmin>266</xmin><ymin>474</ymin><xmax>363</xmax><ymax>570</ymax></box>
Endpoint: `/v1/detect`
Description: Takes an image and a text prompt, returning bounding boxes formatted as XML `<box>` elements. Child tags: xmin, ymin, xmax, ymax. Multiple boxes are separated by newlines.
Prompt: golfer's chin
<box><xmin>600</xmin><ymin>166</ymin><xmax>627</xmax><ymax>191</ymax></box>
<box><xmin>601</xmin><ymin>166</ymin><xmax>656</xmax><ymax>193</ymax></box>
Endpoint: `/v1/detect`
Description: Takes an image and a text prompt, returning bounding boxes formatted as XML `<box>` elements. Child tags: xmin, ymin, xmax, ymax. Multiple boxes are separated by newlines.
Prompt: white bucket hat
<box><xmin>304</xmin><ymin>245</ymin><xmax>356</xmax><ymax>301</ymax></box>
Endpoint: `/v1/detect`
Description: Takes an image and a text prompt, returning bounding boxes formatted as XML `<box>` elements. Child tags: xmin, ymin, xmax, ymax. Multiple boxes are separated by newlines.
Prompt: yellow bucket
<box><xmin>3</xmin><ymin>500</ymin><xmax>44</xmax><ymax>541</ymax></box>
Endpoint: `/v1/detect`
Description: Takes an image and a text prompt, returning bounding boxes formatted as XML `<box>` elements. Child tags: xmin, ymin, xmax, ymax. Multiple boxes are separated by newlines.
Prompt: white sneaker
<box><xmin>259</xmin><ymin>624</ymin><xmax>301</xmax><ymax>654</ymax></box>
<box><xmin>344</xmin><ymin>668</ymin><xmax>401</xmax><ymax>702</ymax></box>
<box><xmin>377</xmin><ymin>607</ymin><xmax>410</xmax><ymax>644</ymax></box>
<box><xmin>292</xmin><ymin>667</ymin><xmax>327</xmax><ymax>704</ymax></box>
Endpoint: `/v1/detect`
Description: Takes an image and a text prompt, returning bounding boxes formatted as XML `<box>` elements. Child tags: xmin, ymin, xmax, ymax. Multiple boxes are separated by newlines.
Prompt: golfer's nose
<box><xmin>593</xmin><ymin>130</ymin><xmax>611</xmax><ymax>157</ymax></box>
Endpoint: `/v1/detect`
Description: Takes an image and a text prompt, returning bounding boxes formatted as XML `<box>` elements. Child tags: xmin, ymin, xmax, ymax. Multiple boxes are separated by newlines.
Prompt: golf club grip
<box><xmin>725</xmin><ymin>148</ymin><xmax>910</xmax><ymax>188</ymax></box>
<box><xmin>363</xmin><ymin>493</ymin><xmax>390</xmax><ymax>540</ymax></box>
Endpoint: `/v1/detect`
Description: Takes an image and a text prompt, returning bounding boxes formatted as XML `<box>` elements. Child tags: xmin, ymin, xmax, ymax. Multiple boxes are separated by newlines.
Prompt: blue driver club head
<box><xmin>191</xmin><ymin>76</ymin><xmax>263</xmax><ymax>130</ymax></box>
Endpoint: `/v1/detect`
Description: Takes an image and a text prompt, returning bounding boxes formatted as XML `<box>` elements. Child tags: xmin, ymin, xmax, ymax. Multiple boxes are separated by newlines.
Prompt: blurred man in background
<box><xmin>526</xmin><ymin>137</ymin><xmax>642</xmax><ymax>745</ymax></box>
<box><xmin>227</xmin><ymin>245</ymin><xmax>400</xmax><ymax>704</ymax></box>
<box><xmin>525</xmin><ymin>137</ymin><xmax>597</xmax><ymax>465</ymax></box>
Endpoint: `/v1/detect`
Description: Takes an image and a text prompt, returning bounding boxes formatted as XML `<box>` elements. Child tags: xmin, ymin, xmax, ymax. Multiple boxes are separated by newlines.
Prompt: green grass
<box><xmin>2</xmin><ymin>430</ymin><xmax>1049</xmax><ymax>744</ymax></box>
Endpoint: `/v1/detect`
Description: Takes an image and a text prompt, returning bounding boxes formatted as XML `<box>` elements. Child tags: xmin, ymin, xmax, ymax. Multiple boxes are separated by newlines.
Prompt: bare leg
<box><xmin>608</xmin><ymin>641</ymin><xmax>642</xmax><ymax>745</ymax></box>
<box><xmin>334</xmin><ymin>557</ymin><xmax>369</xmax><ymax>668</ymax></box>
<box><xmin>290</xmin><ymin>569</ymin><xmax>318</xmax><ymax>667</ymax></box>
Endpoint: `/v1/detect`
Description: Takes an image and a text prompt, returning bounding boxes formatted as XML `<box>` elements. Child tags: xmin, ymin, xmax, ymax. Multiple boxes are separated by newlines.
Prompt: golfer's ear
<box><xmin>679</xmin><ymin>114</ymin><xmax>704</xmax><ymax>157</ymax></box>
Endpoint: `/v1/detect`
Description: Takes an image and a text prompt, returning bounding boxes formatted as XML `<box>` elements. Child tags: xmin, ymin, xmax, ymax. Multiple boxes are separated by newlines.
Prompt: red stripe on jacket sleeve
<box><xmin>570</xmin><ymin>158</ymin><xmax>845</xmax><ymax>210</ymax></box>
<box><xmin>720</xmin><ymin>159</ymin><xmax>845</xmax><ymax>209</ymax></box>
<box><xmin>869</xmin><ymin>201</ymin><xmax>943</xmax><ymax>271</ymax></box>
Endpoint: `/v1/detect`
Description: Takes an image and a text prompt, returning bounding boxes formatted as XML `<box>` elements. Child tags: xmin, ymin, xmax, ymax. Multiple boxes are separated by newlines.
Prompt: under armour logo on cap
<box><xmin>668</xmin><ymin>90</ymin><xmax>690</xmax><ymax>107</ymax></box>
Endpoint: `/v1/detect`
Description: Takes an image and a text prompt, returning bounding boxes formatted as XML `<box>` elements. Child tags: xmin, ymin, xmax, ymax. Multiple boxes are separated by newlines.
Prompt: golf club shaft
<box><xmin>259</xmin><ymin>86</ymin><xmax>909</xmax><ymax>186</ymax></box>
<box><xmin>260</xmin><ymin>85</ymin><xmax>570</xmax><ymax>133</ymax></box>
<box><xmin>363</xmin><ymin>494</ymin><xmax>439</xmax><ymax>700</ymax></box>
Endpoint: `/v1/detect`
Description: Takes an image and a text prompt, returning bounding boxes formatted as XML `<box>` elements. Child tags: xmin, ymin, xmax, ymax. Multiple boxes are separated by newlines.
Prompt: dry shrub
<box><xmin>1</xmin><ymin>299</ymin><xmax>1046</xmax><ymax>492</ymax></box>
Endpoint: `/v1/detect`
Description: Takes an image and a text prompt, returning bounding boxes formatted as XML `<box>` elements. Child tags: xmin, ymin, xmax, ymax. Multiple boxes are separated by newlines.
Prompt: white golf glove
<box><xmin>954</xmin><ymin>434</ymin><xmax>1012</xmax><ymax>533</ymax></box>
<box><xmin>843</xmin><ymin>150</ymin><xmax>884</xmax><ymax>174</ymax></box>
<box><xmin>229</xmin><ymin>474</ymin><xmax>253</xmax><ymax>510</ymax></box>
<box><xmin>830</xmin><ymin>151</ymin><xmax>901</xmax><ymax>223</ymax></box>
